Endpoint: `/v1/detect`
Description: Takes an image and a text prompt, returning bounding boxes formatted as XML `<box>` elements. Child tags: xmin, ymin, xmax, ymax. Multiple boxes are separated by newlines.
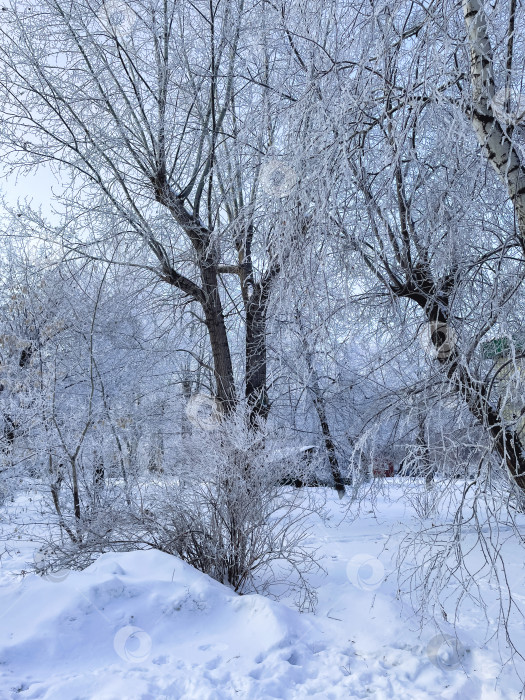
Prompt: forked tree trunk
<box><xmin>153</xmin><ymin>176</ymin><xmax>237</xmax><ymax>413</ymax></box>
<box><xmin>399</xmin><ymin>279</ymin><xmax>525</xmax><ymax>493</ymax></box>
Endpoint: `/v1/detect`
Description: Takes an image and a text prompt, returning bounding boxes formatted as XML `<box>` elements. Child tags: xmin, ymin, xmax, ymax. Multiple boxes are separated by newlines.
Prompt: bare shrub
<box><xmin>131</xmin><ymin>411</ymin><xmax>322</xmax><ymax>610</ymax></box>
<box><xmin>25</xmin><ymin>410</ymin><xmax>322</xmax><ymax>611</ymax></box>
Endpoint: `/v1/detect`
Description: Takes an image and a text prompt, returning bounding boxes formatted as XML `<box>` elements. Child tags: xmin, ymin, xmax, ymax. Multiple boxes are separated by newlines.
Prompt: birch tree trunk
<box><xmin>463</xmin><ymin>0</ymin><xmax>525</xmax><ymax>246</ymax></box>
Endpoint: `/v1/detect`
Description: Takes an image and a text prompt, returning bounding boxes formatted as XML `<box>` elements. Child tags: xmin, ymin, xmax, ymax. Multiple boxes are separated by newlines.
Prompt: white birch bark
<box><xmin>463</xmin><ymin>0</ymin><xmax>525</xmax><ymax>241</ymax></box>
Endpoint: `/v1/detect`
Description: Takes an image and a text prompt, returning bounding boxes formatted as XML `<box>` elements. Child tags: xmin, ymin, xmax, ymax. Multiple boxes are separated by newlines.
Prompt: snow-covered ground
<box><xmin>0</xmin><ymin>485</ymin><xmax>523</xmax><ymax>699</ymax></box>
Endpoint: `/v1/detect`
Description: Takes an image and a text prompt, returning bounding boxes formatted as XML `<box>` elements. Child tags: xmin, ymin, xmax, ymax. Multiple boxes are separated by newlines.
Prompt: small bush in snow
<box><xmin>131</xmin><ymin>411</ymin><xmax>322</xmax><ymax>609</ymax></box>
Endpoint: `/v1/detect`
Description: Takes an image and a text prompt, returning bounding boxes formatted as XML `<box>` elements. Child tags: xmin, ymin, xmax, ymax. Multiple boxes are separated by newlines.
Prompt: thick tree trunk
<box><xmin>202</xmin><ymin>265</ymin><xmax>236</xmax><ymax>413</ymax></box>
<box><xmin>245</xmin><ymin>283</ymin><xmax>270</xmax><ymax>426</ymax></box>
<box><xmin>233</xmin><ymin>219</ymin><xmax>276</xmax><ymax>427</ymax></box>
